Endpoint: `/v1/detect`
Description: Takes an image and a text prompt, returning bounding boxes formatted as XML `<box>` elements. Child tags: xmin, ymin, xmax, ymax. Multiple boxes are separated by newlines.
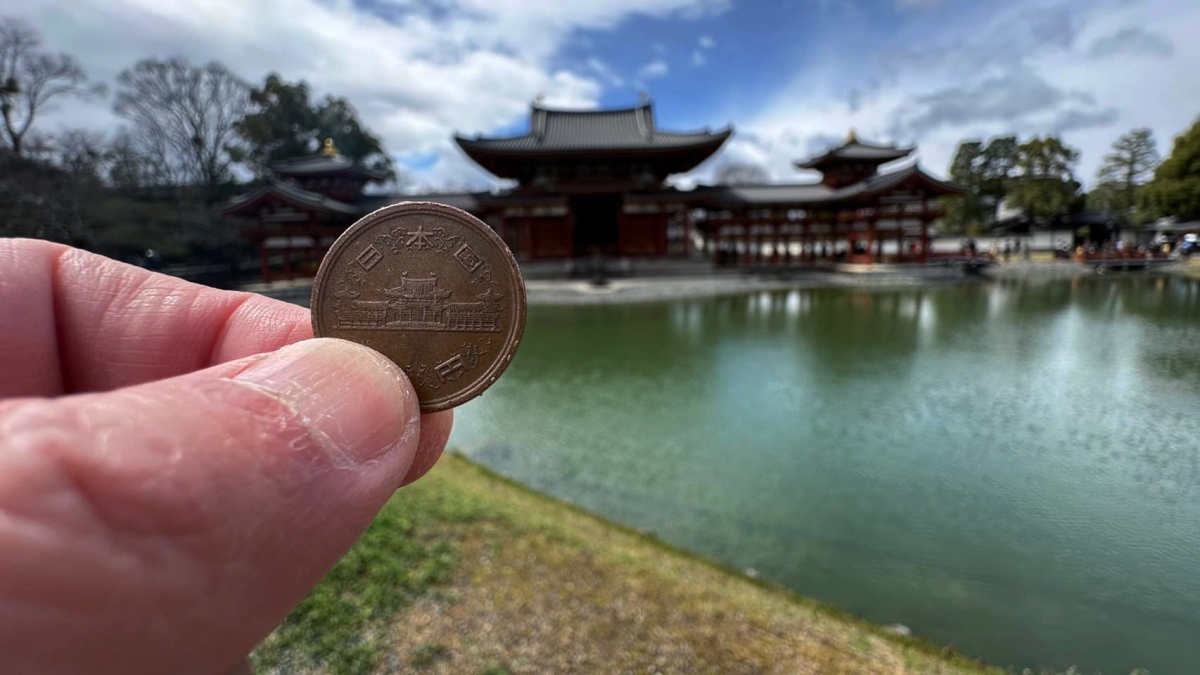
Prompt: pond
<box><xmin>450</xmin><ymin>275</ymin><xmax>1200</xmax><ymax>675</ymax></box>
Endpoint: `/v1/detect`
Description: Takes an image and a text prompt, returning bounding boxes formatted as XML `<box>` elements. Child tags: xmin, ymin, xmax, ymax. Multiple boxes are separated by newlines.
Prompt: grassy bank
<box><xmin>253</xmin><ymin>453</ymin><xmax>1001</xmax><ymax>675</ymax></box>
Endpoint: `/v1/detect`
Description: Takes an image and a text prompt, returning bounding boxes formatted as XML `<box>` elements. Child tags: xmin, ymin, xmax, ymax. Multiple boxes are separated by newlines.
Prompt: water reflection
<box><xmin>452</xmin><ymin>275</ymin><xmax>1200</xmax><ymax>675</ymax></box>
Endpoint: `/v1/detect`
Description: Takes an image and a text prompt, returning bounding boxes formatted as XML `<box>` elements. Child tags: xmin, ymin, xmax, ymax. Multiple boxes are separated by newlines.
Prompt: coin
<box><xmin>311</xmin><ymin>202</ymin><xmax>526</xmax><ymax>413</ymax></box>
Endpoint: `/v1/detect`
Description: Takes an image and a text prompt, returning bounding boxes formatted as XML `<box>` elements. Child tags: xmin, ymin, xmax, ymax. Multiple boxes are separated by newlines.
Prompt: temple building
<box><xmin>454</xmin><ymin>101</ymin><xmax>730</xmax><ymax>261</ymax></box>
<box><xmin>221</xmin><ymin>101</ymin><xmax>960</xmax><ymax>281</ymax></box>
<box><xmin>697</xmin><ymin>130</ymin><xmax>962</xmax><ymax>266</ymax></box>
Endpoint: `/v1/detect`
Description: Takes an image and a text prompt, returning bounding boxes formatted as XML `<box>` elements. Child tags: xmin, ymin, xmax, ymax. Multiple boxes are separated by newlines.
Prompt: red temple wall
<box><xmin>619</xmin><ymin>213</ymin><xmax>669</xmax><ymax>256</ymax></box>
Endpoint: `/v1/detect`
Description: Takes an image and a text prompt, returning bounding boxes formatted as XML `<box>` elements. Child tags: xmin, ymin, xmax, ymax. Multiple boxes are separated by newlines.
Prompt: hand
<box><xmin>0</xmin><ymin>239</ymin><xmax>452</xmax><ymax>674</ymax></box>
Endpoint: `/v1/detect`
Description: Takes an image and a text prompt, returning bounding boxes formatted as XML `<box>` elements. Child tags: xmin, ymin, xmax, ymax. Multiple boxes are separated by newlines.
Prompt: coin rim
<box><xmin>310</xmin><ymin>201</ymin><xmax>527</xmax><ymax>413</ymax></box>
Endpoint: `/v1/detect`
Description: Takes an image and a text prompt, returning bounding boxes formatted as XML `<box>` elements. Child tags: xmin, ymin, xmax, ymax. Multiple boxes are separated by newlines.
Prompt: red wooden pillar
<box><xmin>742</xmin><ymin>216</ymin><xmax>752</xmax><ymax>266</ymax></box>
<box><xmin>523</xmin><ymin>213</ymin><xmax>533</xmax><ymax>259</ymax></box>
<box><xmin>658</xmin><ymin>212</ymin><xmax>669</xmax><ymax>256</ymax></box>
<box><xmin>831</xmin><ymin>212</ymin><xmax>840</xmax><ymax>258</ymax></box>
<box><xmin>683</xmin><ymin>208</ymin><xmax>693</xmax><ymax>256</ymax></box>
<box><xmin>867</xmin><ymin>217</ymin><xmax>877</xmax><ymax>264</ymax></box>
<box><xmin>283</xmin><ymin>223</ymin><xmax>294</xmax><ymax>282</ymax></box>
<box><xmin>920</xmin><ymin>218</ymin><xmax>931</xmax><ymax>263</ymax></box>
<box><xmin>259</xmin><ymin>238</ymin><xmax>270</xmax><ymax>284</ymax></box>
<box><xmin>616</xmin><ymin>212</ymin><xmax>626</xmax><ymax>256</ymax></box>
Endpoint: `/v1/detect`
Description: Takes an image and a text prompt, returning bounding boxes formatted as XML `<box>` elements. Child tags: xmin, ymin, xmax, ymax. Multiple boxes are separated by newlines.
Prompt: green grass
<box><xmin>250</xmin><ymin>471</ymin><xmax>491</xmax><ymax>674</ymax></box>
<box><xmin>409</xmin><ymin>643</ymin><xmax>451</xmax><ymax>668</ymax></box>
<box><xmin>250</xmin><ymin>454</ymin><xmax>1139</xmax><ymax>675</ymax></box>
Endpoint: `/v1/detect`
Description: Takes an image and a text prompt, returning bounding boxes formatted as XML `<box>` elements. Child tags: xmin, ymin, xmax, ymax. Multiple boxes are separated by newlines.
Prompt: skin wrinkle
<box><xmin>56</xmin><ymin>251</ymin><xmax>233</xmax><ymax>391</ymax></box>
<box><xmin>0</xmin><ymin>240</ymin><xmax>454</xmax><ymax>674</ymax></box>
<box><xmin>1</xmin><ymin>361</ymin><xmax>380</xmax><ymax>628</ymax></box>
<box><xmin>48</xmin><ymin>245</ymin><xmax>68</xmax><ymax>397</ymax></box>
<box><xmin>0</xmin><ymin>433</ymin><xmax>180</xmax><ymax>614</ymax></box>
<box><xmin>59</xmin><ymin>260</ymin><xmax>154</xmax><ymax>391</ymax></box>
<box><xmin>226</xmin><ymin>347</ymin><xmax>413</xmax><ymax>472</ymax></box>
<box><xmin>110</xmin><ymin>284</ymin><xmax>210</xmax><ymax>372</ymax></box>
<box><xmin>204</xmin><ymin>293</ymin><xmax>258</xmax><ymax>368</ymax></box>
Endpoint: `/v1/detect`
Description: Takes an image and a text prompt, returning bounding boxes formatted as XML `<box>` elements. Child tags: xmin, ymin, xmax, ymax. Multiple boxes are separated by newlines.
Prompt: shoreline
<box><xmin>255</xmin><ymin>453</ymin><xmax>999</xmax><ymax>675</ymax></box>
<box><xmin>245</xmin><ymin>260</ymin><xmax>1194</xmax><ymax>308</ymax></box>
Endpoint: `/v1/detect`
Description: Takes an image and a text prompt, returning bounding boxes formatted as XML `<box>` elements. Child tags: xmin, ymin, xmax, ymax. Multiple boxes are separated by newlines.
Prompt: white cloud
<box><xmin>689</xmin><ymin>0</ymin><xmax>1200</xmax><ymax>189</ymax></box>
<box><xmin>692</xmin><ymin>50</ymin><xmax>707</xmax><ymax>67</ymax></box>
<box><xmin>698</xmin><ymin>35</ymin><xmax>715</xmax><ymax>48</ymax></box>
<box><xmin>588</xmin><ymin>57</ymin><xmax>625</xmax><ymax>87</ymax></box>
<box><xmin>8</xmin><ymin>0</ymin><xmax>727</xmax><ymax>188</ymax></box>
<box><xmin>638</xmin><ymin>60</ymin><xmax>670</xmax><ymax>79</ymax></box>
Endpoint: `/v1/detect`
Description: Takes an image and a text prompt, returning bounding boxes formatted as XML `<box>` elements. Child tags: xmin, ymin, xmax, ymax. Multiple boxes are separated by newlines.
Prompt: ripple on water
<box><xmin>451</xmin><ymin>276</ymin><xmax>1200</xmax><ymax>675</ymax></box>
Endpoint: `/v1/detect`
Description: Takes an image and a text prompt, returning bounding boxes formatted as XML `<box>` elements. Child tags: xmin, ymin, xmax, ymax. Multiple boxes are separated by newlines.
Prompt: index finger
<box><xmin>0</xmin><ymin>239</ymin><xmax>313</xmax><ymax>398</ymax></box>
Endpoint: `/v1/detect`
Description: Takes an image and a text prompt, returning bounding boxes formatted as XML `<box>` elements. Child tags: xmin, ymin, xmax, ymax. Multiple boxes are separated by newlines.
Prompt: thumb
<box><xmin>0</xmin><ymin>338</ymin><xmax>425</xmax><ymax>675</ymax></box>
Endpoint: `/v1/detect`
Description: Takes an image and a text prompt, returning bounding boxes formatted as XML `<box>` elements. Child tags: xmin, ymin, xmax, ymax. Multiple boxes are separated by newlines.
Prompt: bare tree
<box><xmin>0</xmin><ymin>128</ymin><xmax>107</xmax><ymax>245</ymax></box>
<box><xmin>0</xmin><ymin>18</ymin><xmax>105</xmax><ymax>156</ymax></box>
<box><xmin>108</xmin><ymin>129</ymin><xmax>170</xmax><ymax>195</ymax></box>
<box><xmin>52</xmin><ymin>128</ymin><xmax>108</xmax><ymax>177</ymax></box>
<box><xmin>113</xmin><ymin>57</ymin><xmax>249</xmax><ymax>206</ymax></box>
<box><xmin>715</xmin><ymin>162</ymin><xmax>770</xmax><ymax>185</ymax></box>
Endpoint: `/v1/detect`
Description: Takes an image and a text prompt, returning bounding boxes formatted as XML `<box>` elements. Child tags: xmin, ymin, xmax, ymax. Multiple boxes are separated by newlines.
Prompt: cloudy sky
<box><xmin>7</xmin><ymin>0</ymin><xmax>1200</xmax><ymax>191</ymax></box>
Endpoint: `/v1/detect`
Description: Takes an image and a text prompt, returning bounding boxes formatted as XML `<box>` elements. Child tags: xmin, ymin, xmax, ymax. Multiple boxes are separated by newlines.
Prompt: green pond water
<box><xmin>449</xmin><ymin>276</ymin><xmax>1200</xmax><ymax>674</ymax></box>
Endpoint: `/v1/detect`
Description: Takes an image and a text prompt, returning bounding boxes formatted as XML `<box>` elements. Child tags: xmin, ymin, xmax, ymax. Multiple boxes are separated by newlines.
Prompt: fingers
<box><xmin>0</xmin><ymin>238</ymin><xmax>312</xmax><ymax>398</ymax></box>
<box><xmin>0</xmin><ymin>338</ymin><xmax>429</xmax><ymax>675</ymax></box>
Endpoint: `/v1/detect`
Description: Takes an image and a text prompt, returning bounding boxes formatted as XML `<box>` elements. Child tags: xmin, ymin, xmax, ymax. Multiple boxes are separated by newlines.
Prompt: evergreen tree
<box><xmin>1145</xmin><ymin>116</ymin><xmax>1200</xmax><ymax>221</ymax></box>
<box><xmin>233</xmin><ymin>73</ymin><xmax>393</xmax><ymax>180</ymax></box>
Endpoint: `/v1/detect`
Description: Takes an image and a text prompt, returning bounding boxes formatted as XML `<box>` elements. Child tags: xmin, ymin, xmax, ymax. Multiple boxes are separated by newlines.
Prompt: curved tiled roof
<box><xmin>709</xmin><ymin>183</ymin><xmax>838</xmax><ymax>204</ymax></box>
<box><xmin>270</xmin><ymin>152</ymin><xmax>388</xmax><ymax>180</ymax></box>
<box><xmin>706</xmin><ymin>164</ymin><xmax>961</xmax><ymax>206</ymax></box>
<box><xmin>455</xmin><ymin>102</ymin><xmax>732</xmax><ymax>154</ymax></box>
<box><xmin>218</xmin><ymin>180</ymin><xmax>361</xmax><ymax>216</ymax></box>
<box><xmin>359</xmin><ymin>192</ymin><xmax>482</xmax><ymax>214</ymax></box>
<box><xmin>796</xmin><ymin>139</ymin><xmax>914</xmax><ymax>170</ymax></box>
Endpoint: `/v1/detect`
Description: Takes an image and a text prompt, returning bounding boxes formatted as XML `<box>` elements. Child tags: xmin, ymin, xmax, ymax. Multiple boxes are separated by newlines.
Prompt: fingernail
<box><xmin>232</xmin><ymin>338</ymin><xmax>419</xmax><ymax>467</ymax></box>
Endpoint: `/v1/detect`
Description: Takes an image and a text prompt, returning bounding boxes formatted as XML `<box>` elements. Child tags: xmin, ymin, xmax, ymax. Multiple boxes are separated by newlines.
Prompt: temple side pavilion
<box><xmin>696</xmin><ymin>132</ymin><xmax>962</xmax><ymax>266</ymax></box>
<box><xmin>221</xmin><ymin>102</ymin><xmax>960</xmax><ymax>281</ymax></box>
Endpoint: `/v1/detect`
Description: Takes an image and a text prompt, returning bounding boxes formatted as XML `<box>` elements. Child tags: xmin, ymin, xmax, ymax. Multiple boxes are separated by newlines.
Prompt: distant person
<box><xmin>1002</xmin><ymin>241</ymin><xmax>1011</xmax><ymax>262</ymax></box>
<box><xmin>0</xmin><ymin>239</ymin><xmax>453</xmax><ymax>674</ymax></box>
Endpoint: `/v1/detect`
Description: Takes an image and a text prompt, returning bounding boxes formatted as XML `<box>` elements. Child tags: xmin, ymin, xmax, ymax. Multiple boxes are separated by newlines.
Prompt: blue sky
<box><xmin>10</xmin><ymin>0</ymin><xmax>1200</xmax><ymax>191</ymax></box>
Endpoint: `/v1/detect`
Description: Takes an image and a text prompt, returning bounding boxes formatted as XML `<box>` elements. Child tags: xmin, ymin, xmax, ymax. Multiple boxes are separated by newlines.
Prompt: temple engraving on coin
<box><xmin>333</xmin><ymin>273</ymin><xmax>503</xmax><ymax>332</ymax></box>
<box><xmin>311</xmin><ymin>202</ymin><xmax>526</xmax><ymax>413</ymax></box>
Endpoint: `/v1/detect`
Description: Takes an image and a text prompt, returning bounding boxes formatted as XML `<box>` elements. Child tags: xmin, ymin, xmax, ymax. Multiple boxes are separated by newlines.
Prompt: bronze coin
<box><xmin>311</xmin><ymin>202</ymin><xmax>526</xmax><ymax>413</ymax></box>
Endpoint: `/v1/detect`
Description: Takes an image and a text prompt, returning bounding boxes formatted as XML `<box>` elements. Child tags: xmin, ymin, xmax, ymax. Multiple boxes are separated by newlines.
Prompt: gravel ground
<box><xmin>523</xmin><ymin>270</ymin><xmax>969</xmax><ymax>306</ymax></box>
<box><xmin>245</xmin><ymin>260</ymin><xmax>1193</xmax><ymax>309</ymax></box>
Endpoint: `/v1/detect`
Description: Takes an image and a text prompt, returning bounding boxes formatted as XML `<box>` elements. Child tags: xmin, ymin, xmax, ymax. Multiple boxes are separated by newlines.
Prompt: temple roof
<box><xmin>707</xmin><ymin>163</ymin><xmax>961</xmax><ymax>206</ymax></box>
<box><xmin>455</xmin><ymin>101</ymin><xmax>731</xmax><ymax>156</ymax></box>
<box><xmin>218</xmin><ymin>180</ymin><xmax>362</xmax><ymax>216</ymax></box>
<box><xmin>359</xmin><ymin>192</ymin><xmax>482</xmax><ymax>214</ymax></box>
<box><xmin>796</xmin><ymin>132</ymin><xmax>915</xmax><ymax>171</ymax></box>
<box><xmin>221</xmin><ymin>181</ymin><xmax>486</xmax><ymax>217</ymax></box>
<box><xmin>270</xmin><ymin>145</ymin><xmax>388</xmax><ymax>181</ymax></box>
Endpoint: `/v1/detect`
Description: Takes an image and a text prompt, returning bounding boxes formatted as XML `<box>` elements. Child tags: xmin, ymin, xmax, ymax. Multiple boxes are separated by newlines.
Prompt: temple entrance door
<box><xmin>570</xmin><ymin>194</ymin><xmax>621</xmax><ymax>257</ymax></box>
